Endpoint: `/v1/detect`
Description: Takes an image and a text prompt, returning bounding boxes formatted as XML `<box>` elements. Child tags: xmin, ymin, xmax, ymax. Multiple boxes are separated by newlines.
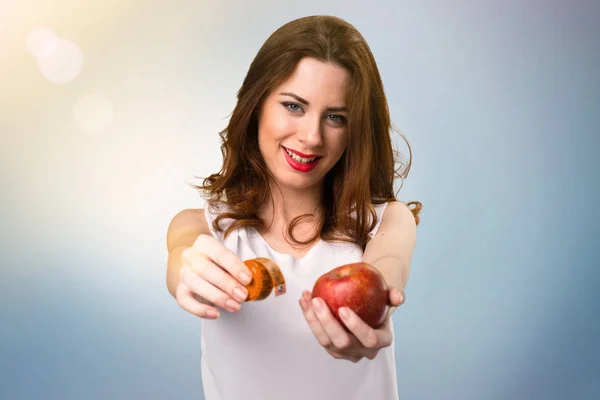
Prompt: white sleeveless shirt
<box><xmin>200</xmin><ymin>201</ymin><xmax>399</xmax><ymax>400</ymax></box>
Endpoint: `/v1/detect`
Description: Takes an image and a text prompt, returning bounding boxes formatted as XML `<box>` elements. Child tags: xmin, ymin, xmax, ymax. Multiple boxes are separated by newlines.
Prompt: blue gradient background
<box><xmin>1</xmin><ymin>1</ymin><xmax>598</xmax><ymax>399</ymax></box>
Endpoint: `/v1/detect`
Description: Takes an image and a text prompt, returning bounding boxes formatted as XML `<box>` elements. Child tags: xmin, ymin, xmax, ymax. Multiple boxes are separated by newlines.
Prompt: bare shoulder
<box><xmin>363</xmin><ymin>201</ymin><xmax>417</xmax><ymax>266</ymax></box>
<box><xmin>374</xmin><ymin>201</ymin><xmax>417</xmax><ymax>250</ymax></box>
<box><xmin>380</xmin><ymin>201</ymin><xmax>417</xmax><ymax>233</ymax></box>
<box><xmin>166</xmin><ymin>208</ymin><xmax>210</xmax><ymax>252</ymax></box>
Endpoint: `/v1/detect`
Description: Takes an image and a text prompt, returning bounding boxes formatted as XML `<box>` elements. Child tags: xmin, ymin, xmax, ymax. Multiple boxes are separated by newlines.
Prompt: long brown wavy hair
<box><xmin>195</xmin><ymin>15</ymin><xmax>422</xmax><ymax>250</ymax></box>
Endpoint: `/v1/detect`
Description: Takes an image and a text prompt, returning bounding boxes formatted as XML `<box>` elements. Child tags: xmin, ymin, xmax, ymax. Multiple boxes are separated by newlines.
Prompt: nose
<box><xmin>297</xmin><ymin>117</ymin><xmax>323</xmax><ymax>148</ymax></box>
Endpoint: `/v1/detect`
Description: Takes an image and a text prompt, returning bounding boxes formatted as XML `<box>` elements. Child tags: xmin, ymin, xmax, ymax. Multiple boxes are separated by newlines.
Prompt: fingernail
<box><xmin>226</xmin><ymin>299</ymin><xmax>240</xmax><ymax>312</ymax></box>
<box><xmin>206</xmin><ymin>309</ymin><xmax>219</xmax><ymax>319</ymax></box>
<box><xmin>233</xmin><ymin>287</ymin><xmax>248</xmax><ymax>302</ymax></box>
<box><xmin>240</xmin><ymin>271</ymin><xmax>252</xmax><ymax>285</ymax></box>
<box><xmin>311</xmin><ymin>298</ymin><xmax>322</xmax><ymax>311</ymax></box>
<box><xmin>397</xmin><ymin>290</ymin><xmax>404</xmax><ymax>302</ymax></box>
<box><xmin>339</xmin><ymin>307</ymin><xmax>350</xmax><ymax>319</ymax></box>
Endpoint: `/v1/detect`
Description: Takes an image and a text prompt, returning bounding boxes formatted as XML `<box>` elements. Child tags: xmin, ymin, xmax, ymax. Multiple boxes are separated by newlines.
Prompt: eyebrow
<box><xmin>279</xmin><ymin>92</ymin><xmax>347</xmax><ymax>112</ymax></box>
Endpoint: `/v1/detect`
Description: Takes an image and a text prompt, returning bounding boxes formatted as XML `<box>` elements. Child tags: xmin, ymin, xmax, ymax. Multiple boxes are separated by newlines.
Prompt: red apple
<box><xmin>311</xmin><ymin>262</ymin><xmax>389</xmax><ymax>329</ymax></box>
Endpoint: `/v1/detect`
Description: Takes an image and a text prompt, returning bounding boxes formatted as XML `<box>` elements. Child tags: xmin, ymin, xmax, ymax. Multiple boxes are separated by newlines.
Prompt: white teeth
<box><xmin>285</xmin><ymin>148</ymin><xmax>317</xmax><ymax>163</ymax></box>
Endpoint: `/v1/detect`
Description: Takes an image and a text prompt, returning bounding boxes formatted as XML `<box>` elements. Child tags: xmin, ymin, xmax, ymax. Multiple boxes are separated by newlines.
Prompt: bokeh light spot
<box><xmin>37</xmin><ymin>38</ymin><xmax>84</xmax><ymax>84</ymax></box>
<box><xmin>26</xmin><ymin>27</ymin><xmax>60</xmax><ymax>59</ymax></box>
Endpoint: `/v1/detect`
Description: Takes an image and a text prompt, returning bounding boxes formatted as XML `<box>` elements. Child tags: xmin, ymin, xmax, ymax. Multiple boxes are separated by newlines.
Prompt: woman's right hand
<box><xmin>176</xmin><ymin>234</ymin><xmax>254</xmax><ymax>319</ymax></box>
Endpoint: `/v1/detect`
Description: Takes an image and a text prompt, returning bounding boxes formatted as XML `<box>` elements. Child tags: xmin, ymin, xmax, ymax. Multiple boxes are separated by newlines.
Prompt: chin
<box><xmin>273</xmin><ymin>170</ymin><xmax>323</xmax><ymax>191</ymax></box>
<box><xmin>278</xmin><ymin>176</ymin><xmax>320</xmax><ymax>190</ymax></box>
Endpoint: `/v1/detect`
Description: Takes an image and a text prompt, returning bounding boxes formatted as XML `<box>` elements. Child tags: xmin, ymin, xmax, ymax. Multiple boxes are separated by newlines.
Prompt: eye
<box><xmin>281</xmin><ymin>101</ymin><xmax>303</xmax><ymax>113</ymax></box>
<box><xmin>326</xmin><ymin>114</ymin><xmax>347</xmax><ymax>125</ymax></box>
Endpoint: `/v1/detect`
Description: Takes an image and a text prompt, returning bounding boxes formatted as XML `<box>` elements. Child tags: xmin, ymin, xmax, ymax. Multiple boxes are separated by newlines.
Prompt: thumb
<box><xmin>387</xmin><ymin>287</ymin><xmax>405</xmax><ymax>307</ymax></box>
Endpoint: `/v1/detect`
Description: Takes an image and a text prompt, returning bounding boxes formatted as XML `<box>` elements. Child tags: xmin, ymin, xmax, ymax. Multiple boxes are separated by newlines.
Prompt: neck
<box><xmin>258</xmin><ymin>181</ymin><xmax>323</xmax><ymax>240</ymax></box>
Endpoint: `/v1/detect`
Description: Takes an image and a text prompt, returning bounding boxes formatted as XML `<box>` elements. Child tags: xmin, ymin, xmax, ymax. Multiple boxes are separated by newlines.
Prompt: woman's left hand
<box><xmin>299</xmin><ymin>287</ymin><xmax>405</xmax><ymax>363</ymax></box>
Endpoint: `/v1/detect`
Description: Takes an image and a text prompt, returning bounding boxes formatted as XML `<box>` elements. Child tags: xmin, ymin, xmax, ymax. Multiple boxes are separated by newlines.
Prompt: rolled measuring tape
<box><xmin>243</xmin><ymin>258</ymin><xmax>287</xmax><ymax>301</ymax></box>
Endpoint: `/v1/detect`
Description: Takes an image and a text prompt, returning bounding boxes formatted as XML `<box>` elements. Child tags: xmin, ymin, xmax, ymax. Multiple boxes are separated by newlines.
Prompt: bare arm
<box><xmin>362</xmin><ymin>201</ymin><xmax>418</xmax><ymax>313</ymax></box>
<box><xmin>297</xmin><ymin>201</ymin><xmax>418</xmax><ymax>363</ymax></box>
<box><xmin>165</xmin><ymin>208</ymin><xmax>209</xmax><ymax>298</ymax></box>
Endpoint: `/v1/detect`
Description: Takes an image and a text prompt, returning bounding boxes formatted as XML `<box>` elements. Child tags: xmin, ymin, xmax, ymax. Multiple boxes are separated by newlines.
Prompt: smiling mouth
<box><xmin>283</xmin><ymin>147</ymin><xmax>322</xmax><ymax>164</ymax></box>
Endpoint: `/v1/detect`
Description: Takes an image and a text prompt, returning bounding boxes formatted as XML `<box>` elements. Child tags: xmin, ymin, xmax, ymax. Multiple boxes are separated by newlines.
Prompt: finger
<box><xmin>327</xmin><ymin>349</ymin><xmax>362</xmax><ymax>363</ymax></box>
<box><xmin>311</xmin><ymin>297</ymin><xmax>353</xmax><ymax>350</ymax></box>
<box><xmin>191</xmin><ymin>292</ymin><xmax>214</xmax><ymax>307</ymax></box>
<box><xmin>181</xmin><ymin>265</ymin><xmax>241</xmax><ymax>313</ymax></box>
<box><xmin>176</xmin><ymin>284</ymin><xmax>219</xmax><ymax>319</ymax></box>
<box><xmin>190</xmin><ymin>234</ymin><xmax>253</xmax><ymax>286</ymax></box>
<box><xmin>338</xmin><ymin>307</ymin><xmax>387</xmax><ymax>350</ymax></box>
<box><xmin>388</xmin><ymin>287</ymin><xmax>405</xmax><ymax>306</ymax></box>
<box><xmin>299</xmin><ymin>292</ymin><xmax>332</xmax><ymax>348</ymax></box>
<box><xmin>327</xmin><ymin>349</ymin><xmax>344</xmax><ymax>359</ymax></box>
<box><xmin>190</xmin><ymin>252</ymin><xmax>249</xmax><ymax>303</ymax></box>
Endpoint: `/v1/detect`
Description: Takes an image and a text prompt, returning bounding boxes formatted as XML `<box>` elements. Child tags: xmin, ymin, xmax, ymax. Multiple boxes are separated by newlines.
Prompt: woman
<box><xmin>166</xmin><ymin>15</ymin><xmax>421</xmax><ymax>400</ymax></box>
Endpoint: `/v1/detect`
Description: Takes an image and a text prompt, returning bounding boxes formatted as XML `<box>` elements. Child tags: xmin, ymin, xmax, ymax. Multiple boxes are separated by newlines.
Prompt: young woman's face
<box><xmin>257</xmin><ymin>57</ymin><xmax>350</xmax><ymax>192</ymax></box>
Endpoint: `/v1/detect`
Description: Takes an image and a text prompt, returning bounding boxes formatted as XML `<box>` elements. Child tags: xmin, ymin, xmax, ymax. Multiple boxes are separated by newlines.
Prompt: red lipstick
<box><xmin>286</xmin><ymin>148</ymin><xmax>321</xmax><ymax>158</ymax></box>
<box><xmin>282</xmin><ymin>147</ymin><xmax>321</xmax><ymax>173</ymax></box>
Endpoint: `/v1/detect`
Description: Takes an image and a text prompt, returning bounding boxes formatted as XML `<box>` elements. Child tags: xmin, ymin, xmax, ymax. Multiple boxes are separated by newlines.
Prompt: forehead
<box><xmin>276</xmin><ymin>57</ymin><xmax>350</xmax><ymax>105</ymax></box>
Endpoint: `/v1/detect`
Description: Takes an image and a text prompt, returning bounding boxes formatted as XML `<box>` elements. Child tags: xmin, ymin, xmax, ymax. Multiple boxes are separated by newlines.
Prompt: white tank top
<box><xmin>200</xmin><ymin>201</ymin><xmax>399</xmax><ymax>400</ymax></box>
